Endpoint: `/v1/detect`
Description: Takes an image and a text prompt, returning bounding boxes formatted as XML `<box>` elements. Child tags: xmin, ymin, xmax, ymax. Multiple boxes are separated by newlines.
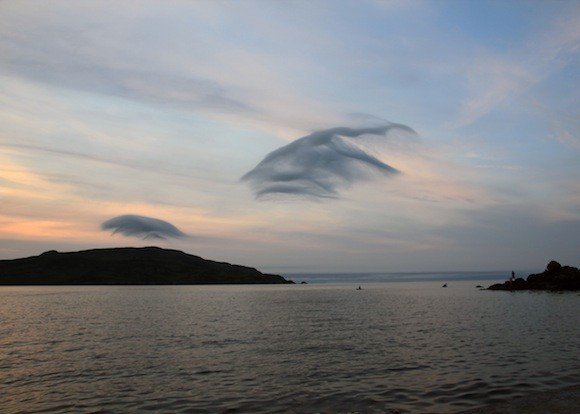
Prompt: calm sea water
<box><xmin>1</xmin><ymin>281</ymin><xmax>579</xmax><ymax>414</ymax></box>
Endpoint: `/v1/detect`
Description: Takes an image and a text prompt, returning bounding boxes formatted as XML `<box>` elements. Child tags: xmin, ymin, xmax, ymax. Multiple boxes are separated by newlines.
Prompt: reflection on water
<box><xmin>1</xmin><ymin>282</ymin><xmax>579</xmax><ymax>413</ymax></box>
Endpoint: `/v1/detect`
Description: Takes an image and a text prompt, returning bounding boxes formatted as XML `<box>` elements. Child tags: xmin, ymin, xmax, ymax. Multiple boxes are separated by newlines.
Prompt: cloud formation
<box><xmin>241</xmin><ymin>123</ymin><xmax>415</xmax><ymax>199</ymax></box>
<box><xmin>101</xmin><ymin>215</ymin><xmax>187</xmax><ymax>240</ymax></box>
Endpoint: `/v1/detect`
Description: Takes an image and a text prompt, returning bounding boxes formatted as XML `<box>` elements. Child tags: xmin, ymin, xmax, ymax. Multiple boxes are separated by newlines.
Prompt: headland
<box><xmin>488</xmin><ymin>261</ymin><xmax>580</xmax><ymax>291</ymax></box>
<box><xmin>0</xmin><ymin>246</ymin><xmax>293</xmax><ymax>285</ymax></box>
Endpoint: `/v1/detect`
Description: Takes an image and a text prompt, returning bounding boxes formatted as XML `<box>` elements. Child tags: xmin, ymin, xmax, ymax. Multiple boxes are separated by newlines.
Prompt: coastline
<box><xmin>455</xmin><ymin>384</ymin><xmax>580</xmax><ymax>414</ymax></box>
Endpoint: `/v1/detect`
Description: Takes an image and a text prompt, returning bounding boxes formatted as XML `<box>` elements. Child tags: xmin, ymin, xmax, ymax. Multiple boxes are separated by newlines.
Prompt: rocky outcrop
<box><xmin>488</xmin><ymin>261</ymin><xmax>580</xmax><ymax>291</ymax></box>
<box><xmin>0</xmin><ymin>247</ymin><xmax>294</xmax><ymax>285</ymax></box>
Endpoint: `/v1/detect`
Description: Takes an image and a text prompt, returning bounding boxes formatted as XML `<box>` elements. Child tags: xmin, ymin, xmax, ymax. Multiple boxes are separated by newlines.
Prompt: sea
<box><xmin>1</xmin><ymin>272</ymin><xmax>579</xmax><ymax>414</ymax></box>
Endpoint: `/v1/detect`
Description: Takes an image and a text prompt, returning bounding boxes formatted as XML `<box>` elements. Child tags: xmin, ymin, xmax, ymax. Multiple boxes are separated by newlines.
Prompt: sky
<box><xmin>1</xmin><ymin>0</ymin><xmax>579</xmax><ymax>274</ymax></box>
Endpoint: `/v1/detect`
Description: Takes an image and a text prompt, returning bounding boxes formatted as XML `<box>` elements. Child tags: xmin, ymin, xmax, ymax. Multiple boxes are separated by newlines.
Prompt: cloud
<box><xmin>101</xmin><ymin>214</ymin><xmax>187</xmax><ymax>240</ymax></box>
<box><xmin>5</xmin><ymin>60</ymin><xmax>255</xmax><ymax>116</ymax></box>
<box><xmin>0</xmin><ymin>2</ymin><xmax>256</xmax><ymax>117</ymax></box>
<box><xmin>241</xmin><ymin>123</ymin><xmax>415</xmax><ymax>199</ymax></box>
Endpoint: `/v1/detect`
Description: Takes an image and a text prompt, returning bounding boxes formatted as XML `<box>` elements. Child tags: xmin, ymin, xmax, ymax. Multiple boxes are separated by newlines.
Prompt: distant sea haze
<box><xmin>283</xmin><ymin>270</ymin><xmax>519</xmax><ymax>284</ymax></box>
<box><xmin>2</xmin><ymin>281</ymin><xmax>579</xmax><ymax>413</ymax></box>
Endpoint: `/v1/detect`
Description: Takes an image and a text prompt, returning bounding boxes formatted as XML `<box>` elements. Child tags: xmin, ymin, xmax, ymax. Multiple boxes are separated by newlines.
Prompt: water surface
<box><xmin>1</xmin><ymin>282</ymin><xmax>579</xmax><ymax>413</ymax></box>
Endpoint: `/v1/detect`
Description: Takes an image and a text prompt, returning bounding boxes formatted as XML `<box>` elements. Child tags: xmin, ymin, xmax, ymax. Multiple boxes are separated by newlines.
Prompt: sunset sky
<box><xmin>1</xmin><ymin>0</ymin><xmax>578</xmax><ymax>273</ymax></box>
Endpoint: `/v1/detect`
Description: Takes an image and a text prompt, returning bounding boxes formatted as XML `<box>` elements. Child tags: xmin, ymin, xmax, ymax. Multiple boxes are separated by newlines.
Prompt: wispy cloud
<box><xmin>0</xmin><ymin>1</ymin><xmax>332</xmax><ymax>135</ymax></box>
<box><xmin>552</xmin><ymin>113</ymin><xmax>580</xmax><ymax>149</ymax></box>
<box><xmin>101</xmin><ymin>214</ymin><xmax>187</xmax><ymax>240</ymax></box>
<box><xmin>2</xmin><ymin>56</ymin><xmax>255</xmax><ymax>116</ymax></box>
<box><xmin>450</xmin><ymin>5</ymin><xmax>580</xmax><ymax>129</ymax></box>
<box><xmin>241</xmin><ymin>123</ymin><xmax>415</xmax><ymax>199</ymax></box>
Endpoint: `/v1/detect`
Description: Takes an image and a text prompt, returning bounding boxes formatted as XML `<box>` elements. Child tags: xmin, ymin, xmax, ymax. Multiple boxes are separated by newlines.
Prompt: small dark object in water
<box><xmin>476</xmin><ymin>285</ymin><xmax>483</xmax><ymax>288</ymax></box>
<box><xmin>442</xmin><ymin>283</ymin><xmax>447</xmax><ymax>288</ymax></box>
<box><xmin>357</xmin><ymin>285</ymin><xmax>362</xmax><ymax>290</ymax></box>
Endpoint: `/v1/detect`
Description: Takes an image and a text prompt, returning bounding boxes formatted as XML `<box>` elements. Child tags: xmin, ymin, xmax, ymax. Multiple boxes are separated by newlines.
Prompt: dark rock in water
<box><xmin>0</xmin><ymin>247</ymin><xmax>294</xmax><ymax>285</ymax></box>
<box><xmin>488</xmin><ymin>261</ymin><xmax>580</xmax><ymax>291</ymax></box>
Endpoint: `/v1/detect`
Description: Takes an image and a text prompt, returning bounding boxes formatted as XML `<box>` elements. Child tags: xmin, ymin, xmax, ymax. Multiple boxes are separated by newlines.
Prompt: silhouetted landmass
<box><xmin>0</xmin><ymin>247</ymin><xmax>294</xmax><ymax>285</ymax></box>
<box><xmin>488</xmin><ymin>261</ymin><xmax>580</xmax><ymax>291</ymax></box>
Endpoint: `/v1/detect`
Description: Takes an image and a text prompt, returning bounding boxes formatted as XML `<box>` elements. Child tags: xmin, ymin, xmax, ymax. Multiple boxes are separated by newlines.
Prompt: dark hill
<box><xmin>488</xmin><ymin>261</ymin><xmax>580</xmax><ymax>291</ymax></box>
<box><xmin>0</xmin><ymin>247</ymin><xmax>293</xmax><ymax>285</ymax></box>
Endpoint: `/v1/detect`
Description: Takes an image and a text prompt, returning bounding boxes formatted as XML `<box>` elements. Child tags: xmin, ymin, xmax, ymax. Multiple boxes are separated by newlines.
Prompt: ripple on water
<box><xmin>1</xmin><ymin>283</ymin><xmax>580</xmax><ymax>413</ymax></box>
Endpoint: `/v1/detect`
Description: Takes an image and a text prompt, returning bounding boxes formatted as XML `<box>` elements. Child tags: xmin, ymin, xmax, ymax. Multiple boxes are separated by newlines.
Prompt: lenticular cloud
<box><xmin>101</xmin><ymin>214</ymin><xmax>187</xmax><ymax>240</ymax></box>
<box><xmin>241</xmin><ymin>123</ymin><xmax>415</xmax><ymax>199</ymax></box>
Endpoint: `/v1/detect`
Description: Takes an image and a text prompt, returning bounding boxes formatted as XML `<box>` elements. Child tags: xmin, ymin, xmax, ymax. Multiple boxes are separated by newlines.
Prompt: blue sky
<box><xmin>0</xmin><ymin>0</ymin><xmax>578</xmax><ymax>273</ymax></box>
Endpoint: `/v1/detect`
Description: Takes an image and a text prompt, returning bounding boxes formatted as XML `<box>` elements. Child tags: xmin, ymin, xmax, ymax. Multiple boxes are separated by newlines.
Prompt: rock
<box><xmin>40</xmin><ymin>250</ymin><xmax>59</xmax><ymax>256</ymax></box>
<box><xmin>488</xmin><ymin>283</ymin><xmax>510</xmax><ymax>291</ymax></box>
<box><xmin>546</xmin><ymin>260</ymin><xmax>562</xmax><ymax>272</ymax></box>
<box><xmin>488</xmin><ymin>261</ymin><xmax>580</xmax><ymax>291</ymax></box>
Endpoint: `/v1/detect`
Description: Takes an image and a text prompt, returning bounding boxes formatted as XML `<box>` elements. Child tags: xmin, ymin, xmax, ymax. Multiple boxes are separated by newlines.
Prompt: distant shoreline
<box><xmin>283</xmin><ymin>271</ymin><xmax>513</xmax><ymax>284</ymax></box>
